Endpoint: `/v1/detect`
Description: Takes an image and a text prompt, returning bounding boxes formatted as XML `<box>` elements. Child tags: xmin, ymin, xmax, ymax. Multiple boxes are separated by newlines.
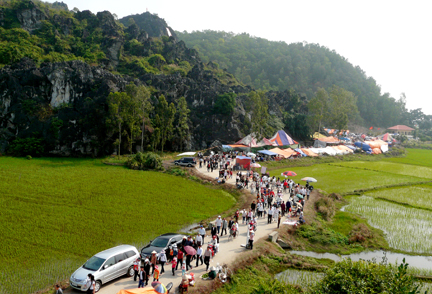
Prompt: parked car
<box><xmin>141</xmin><ymin>233</ymin><xmax>185</xmax><ymax>259</ymax></box>
<box><xmin>174</xmin><ymin>157</ymin><xmax>196</xmax><ymax>167</ymax></box>
<box><xmin>70</xmin><ymin>245</ymin><xmax>139</xmax><ymax>293</ymax></box>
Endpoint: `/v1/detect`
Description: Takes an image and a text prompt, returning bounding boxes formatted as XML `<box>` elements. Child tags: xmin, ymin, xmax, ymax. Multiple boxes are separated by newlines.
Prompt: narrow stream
<box><xmin>291</xmin><ymin>250</ymin><xmax>432</xmax><ymax>270</ymax></box>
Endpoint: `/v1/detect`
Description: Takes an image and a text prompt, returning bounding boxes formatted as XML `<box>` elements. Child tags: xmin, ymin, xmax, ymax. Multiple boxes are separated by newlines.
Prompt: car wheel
<box><xmin>187</xmin><ymin>164</ymin><xmax>191</xmax><ymax>167</ymax></box>
<box><xmin>175</xmin><ymin>162</ymin><xmax>178</xmax><ymax>165</ymax></box>
<box><xmin>127</xmin><ymin>265</ymin><xmax>134</xmax><ymax>277</ymax></box>
<box><xmin>95</xmin><ymin>280</ymin><xmax>102</xmax><ymax>293</ymax></box>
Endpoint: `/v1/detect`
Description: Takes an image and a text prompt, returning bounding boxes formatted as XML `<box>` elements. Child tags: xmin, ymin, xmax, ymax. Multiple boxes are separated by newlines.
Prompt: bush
<box><xmin>7</xmin><ymin>137</ymin><xmax>45</xmax><ymax>157</ymax></box>
<box><xmin>126</xmin><ymin>152</ymin><xmax>163</xmax><ymax>170</ymax></box>
<box><xmin>314</xmin><ymin>196</ymin><xmax>336</xmax><ymax>221</ymax></box>
<box><xmin>310</xmin><ymin>257</ymin><xmax>420</xmax><ymax>293</ymax></box>
<box><xmin>26</xmin><ymin>155</ymin><xmax>32</xmax><ymax>160</ymax></box>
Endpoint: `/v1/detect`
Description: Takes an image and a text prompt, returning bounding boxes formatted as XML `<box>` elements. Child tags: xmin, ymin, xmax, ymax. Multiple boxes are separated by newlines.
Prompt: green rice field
<box><xmin>269</xmin><ymin>164</ymin><xmax>426</xmax><ymax>194</ymax></box>
<box><xmin>364</xmin><ymin>184</ymin><xmax>432</xmax><ymax>210</ymax></box>
<box><xmin>344</xmin><ymin>196</ymin><xmax>432</xmax><ymax>254</ymax></box>
<box><xmin>384</xmin><ymin>148</ymin><xmax>432</xmax><ymax>168</ymax></box>
<box><xmin>331</xmin><ymin>161</ymin><xmax>432</xmax><ymax>179</ymax></box>
<box><xmin>0</xmin><ymin>157</ymin><xmax>235</xmax><ymax>294</ymax></box>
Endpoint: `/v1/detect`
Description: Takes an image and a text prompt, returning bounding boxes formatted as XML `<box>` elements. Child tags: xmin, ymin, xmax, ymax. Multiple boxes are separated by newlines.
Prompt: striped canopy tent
<box><xmin>269</xmin><ymin>130</ymin><xmax>295</xmax><ymax>146</ymax></box>
<box><xmin>235</xmin><ymin>133</ymin><xmax>259</xmax><ymax>147</ymax></box>
<box><xmin>256</xmin><ymin>137</ymin><xmax>276</xmax><ymax>147</ymax></box>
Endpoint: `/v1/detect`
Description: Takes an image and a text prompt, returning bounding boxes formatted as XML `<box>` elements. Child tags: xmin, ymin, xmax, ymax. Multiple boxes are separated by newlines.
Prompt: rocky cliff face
<box><xmin>16</xmin><ymin>0</ymin><xmax>47</xmax><ymax>32</ymax></box>
<box><xmin>119</xmin><ymin>12</ymin><xmax>178</xmax><ymax>40</ymax></box>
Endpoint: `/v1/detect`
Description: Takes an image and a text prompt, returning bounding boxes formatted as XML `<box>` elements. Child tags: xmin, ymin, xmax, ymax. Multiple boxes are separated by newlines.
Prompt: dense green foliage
<box><xmin>311</xmin><ymin>258</ymin><xmax>420</xmax><ymax>294</ymax></box>
<box><xmin>0</xmin><ymin>0</ymin><xmax>196</xmax><ymax>77</ymax></box>
<box><xmin>0</xmin><ymin>157</ymin><xmax>235</xmax><ymax>293</ymax></box>
<box><xmin>7</xmin><ymin>136</ymin><xmax>44</xmax><ymax>156</ymax></box>
<box><xmin>126</xmin><ymin>151</ymin><xmax>163</xmax><ymax>170</ymax></box>
<box><xmin>177</xmin><ymin>30</ymin><xmax>414</xmax><ymax>127</ymax></box>
<box><xmin>213</xmin><ymin>92</ymin><xmax>236</xmax><ymax>115</ymax></box>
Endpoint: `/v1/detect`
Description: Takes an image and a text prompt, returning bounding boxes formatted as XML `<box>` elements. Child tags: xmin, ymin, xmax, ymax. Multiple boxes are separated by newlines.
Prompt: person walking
<box><xmin>86</xmin><ymin>274</ymin><xmax>95</xmax><ymax>294</ymax></box>
<box><xmin>186</xmin><ymin>253</ymin><xmax>193</xmax><ymax>271</ymax></box>
<box><xmin>158</xmin><ymin>250</ymin><xmax>167</xmax><ymax>274</ymax></box>
<box><xmin>138</xmin><ymin>266</ymin><xmax>146</xmax><ymax>288</ymax></box>
<box><xmin>196</xmin><ymin>244</ymin><xmax>203</xmax><ymax>267</ymax></box>
<box><xmin>176</xmin><ymin>250</ymin><xmax>184</xmax><ymax>270</ymax></box>
<box><xmin>198</xmin><ymin>225</ymin><xmax>206</xmax><ymax>244</ymax></box>
<box><xmin>55</xmin><ymin>285</ymin><xmax>63</xmax><ymax>294</ymax></box>
<box><xmin>133</xmin><ymin>257</ymin><xmax>140</xmax><ymax>281</ymax></box>
<box><xmin>150</xmin><ymin>251</ymin><xmax>157</xmax><ymax>274</ymax></box>
<box><xmin>267</xmin><ymin>207</ymin><xmax>273</xmax><ymax>224</ymax></box>
<box><xmin>248</xmin><ymin>229</ymin><xmax>255</xmax><ymax>250</ymax></box>
<box><xmin>143</xmin><ymin>259</ymin><xmax>150</xmax><ymax>286</ymax></box>
<box><xmin>281</xmin><ymin>201</ymin><xmax>286</xmax><ymax>217</ymax></box>
<box><xmin>171</xmin><ymin>257</ymin><xmax>177</xmax><ymax>276</ymax></box>
<box><xmin>216</xmin><ymin>216</ymin><xmax>222</xmax><ymax>234</ymax></box>
<box><xmin>221</xmin><ymin>218</ymin><xmax>228</xmax><ymax>236</ymax></box>
<box><xmin>204</xmin><ymin>246</ymin><xmax>212</xmax><ymax>271</ymax></box>
<box><xmin>153</xmin><ymin>265</ymin><xmax>160</xmax><ymax>282</ymax></box>
<box><xmin>196</xmin><ymin>232</ymin><xmax>202</xmax><ymax>246</ymax></box>
<box><xmin>278</xmin><ymin>210</ymin><xmax>282</xmax><ymax>228</ymax></box>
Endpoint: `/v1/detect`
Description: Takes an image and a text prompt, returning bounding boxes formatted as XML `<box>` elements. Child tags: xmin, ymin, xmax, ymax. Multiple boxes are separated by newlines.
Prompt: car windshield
<box><xmin>151</xmin><ymin>237</ymin><xmax>169</xmax><ymax>248</ymax></box>
<box><xmin>83</xmin><ymin>256</ymin><xmax>106</xmax><ymax>271</ymax></box>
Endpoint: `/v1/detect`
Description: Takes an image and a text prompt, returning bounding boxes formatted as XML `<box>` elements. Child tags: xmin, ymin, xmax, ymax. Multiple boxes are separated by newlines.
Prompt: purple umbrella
<box><xmin>184</xmin><ymin>245</ymin><xmax>197</xmax><ymax>256</ymax></box>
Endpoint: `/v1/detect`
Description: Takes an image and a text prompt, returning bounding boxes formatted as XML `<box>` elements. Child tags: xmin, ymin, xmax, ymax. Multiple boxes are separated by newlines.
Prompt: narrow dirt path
<box><xmin>85</xmin><ymin>163</ymin><xmax>299</xmax><ymax>294</ymax></box>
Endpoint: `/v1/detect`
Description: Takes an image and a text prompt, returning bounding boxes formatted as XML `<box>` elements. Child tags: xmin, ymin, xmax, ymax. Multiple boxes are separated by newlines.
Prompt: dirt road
<box><xmin>82</xmin><ymin>164</ymin><xmax>293</xmax><ymax>294</ymax></box>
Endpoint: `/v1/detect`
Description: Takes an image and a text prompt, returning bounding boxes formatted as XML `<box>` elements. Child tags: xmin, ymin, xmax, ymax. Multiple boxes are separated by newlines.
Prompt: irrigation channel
<box><xmin>290</xmin><ymin>250</ymin><xmax>432</xmax><ymax>270</ymax></box>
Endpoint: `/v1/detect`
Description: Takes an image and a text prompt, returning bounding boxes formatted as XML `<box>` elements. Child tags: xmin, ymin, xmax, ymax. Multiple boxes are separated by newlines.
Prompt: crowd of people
<box><xmin>129</xmin><ymin>152</ymin><xmax>314</xmax><ymax>290</ymax></box>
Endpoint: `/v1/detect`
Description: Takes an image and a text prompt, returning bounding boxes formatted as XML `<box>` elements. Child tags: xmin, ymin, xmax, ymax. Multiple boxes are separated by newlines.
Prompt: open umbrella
<box><xmin>184</xmin><ymin>245</ymin><xmax>197</xmax><ymax>256</ymax></box>
<box><xmin>152</xmin><ymin>282</ymin><xmax>167</xmax><ymax>294</ymax></box>
<box><xmin>296</xmin><ymin>194</ymin><xmax>304</xmax><ymax>199</ymax></box>
<box><xmin>250</xmin><ymin>163</ymin><xmax>261</xmax><ymax>168</ymax></box>
<box><xmin>282</xmin><ymin>171</ymin><xmax>297</xmax><ymax>177</ymax></box>
<box><xmin>301</xmin><ymin>177</ymin><xmax>317</xmax><ymax>182</ymax></box>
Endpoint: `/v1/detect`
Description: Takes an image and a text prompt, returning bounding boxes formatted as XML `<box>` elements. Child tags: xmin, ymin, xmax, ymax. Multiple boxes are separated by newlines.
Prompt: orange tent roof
<box><xmin>228</xmin><ymin>144</ymin><xmax>248</xmax><ymax>148</ymax></box>
<box><xmin>301</xmin><ymin>148</ymin><xmax>318</xmax><ymax>157</ymax></box>
<box><xmin>387</xmin><ymin>125</ymin><xmax>414</xmax><ymax>131</ymax></box>
<box><xmin>317</xmin><ymin>136</ymin><xmax>339</xmax><ymax>143</ymax></box>
<box><xmin>269</xmin><ymin>147</ymin><xmax>295</xmax><ymax>158</ymax></box>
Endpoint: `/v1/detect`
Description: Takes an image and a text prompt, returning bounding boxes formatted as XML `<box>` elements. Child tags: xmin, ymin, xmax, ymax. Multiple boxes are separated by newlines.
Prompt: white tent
<box><xmin>177</xmin><ymin>152</ymin><xmax>196</xmax><ymax>157</ymax></box>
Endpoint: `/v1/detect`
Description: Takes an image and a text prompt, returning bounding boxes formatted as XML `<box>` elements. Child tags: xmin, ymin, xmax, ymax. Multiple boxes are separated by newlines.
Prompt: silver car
<box><xmin>70</xmin><ymin>245</ymin><xmax>139</xmax><ymax>292</ymax></box>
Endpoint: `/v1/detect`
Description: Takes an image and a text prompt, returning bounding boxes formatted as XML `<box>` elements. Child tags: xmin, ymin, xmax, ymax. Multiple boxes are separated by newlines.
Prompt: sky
<box><xmin>49</xmin><ymin>0</ymin><xmax>432</xmax><ymax>115</ymax></box>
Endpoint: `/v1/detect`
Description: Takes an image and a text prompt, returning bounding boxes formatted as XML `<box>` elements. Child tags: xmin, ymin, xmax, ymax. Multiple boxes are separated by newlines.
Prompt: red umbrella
<box><xmin>184</xmin><ymin>245</ymin><xmax>197</xmax><ymax>256</ymax></box>
<box><xmin>282</xmin><ymin>171</ymin><xmax>297</xmax><ymax>177</ymax></box>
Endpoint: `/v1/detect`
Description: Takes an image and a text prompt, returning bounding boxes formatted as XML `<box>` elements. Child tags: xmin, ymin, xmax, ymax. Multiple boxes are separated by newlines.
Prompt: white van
<box><xmin>70</xmin><ymin>245</ymin><xmax>139</xmax><ymax>292</ymax></box>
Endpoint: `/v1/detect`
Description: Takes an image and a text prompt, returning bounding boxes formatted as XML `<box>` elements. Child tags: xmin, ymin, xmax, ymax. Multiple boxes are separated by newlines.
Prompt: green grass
<box><xmin>363</xmin><ymin>184</ymin><xmax>432</xmax><ymax>210</ymax></box>
<box><xmin>344</xmin><ymin>196</ymin><xmax>432</xmax><ymax>254</ymax></box>
<box><xmin>0</xmin><ymin>157</ymin><xmax>235</xmax><ymax>294</ymax></box>
<box><xmin>269</xmin><ymin>164</ymin><xmax>424</xmax><ymax>194</ymax></box>
<box><xmin>331</xmin><ymin>161</ymin><xmax>432</xmax><ymax>179</ymax></box>
<box><xmin>384</xmin><ymin>148</ymin><xmax>432</xmax><ymax>168</ymax></box>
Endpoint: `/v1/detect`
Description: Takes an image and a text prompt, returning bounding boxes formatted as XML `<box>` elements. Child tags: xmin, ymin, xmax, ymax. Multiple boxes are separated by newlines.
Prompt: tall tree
<box><xmin>327</xmin><ymin>85</ymin><xmax>359</xmax><ymax>131</ymax></box>
<box><xmin>155</xmin><ymin>95</ymin><xmax>176</xmax><ymax>152</ymax></box>
<box><xmin>126</xmin><ymin>83</ymin><xmax>152</xmax><ymax>152</ymax></box>
<box><xmin>175</xmin><ymin>96</ymin><xmax>190</xmax><ymax>151</ymax></box>
<box><xmin>106</xmin><ymin>92</ymin><xmax>129</xmax><ymax>157</ymax></box>
<box><xmin>307</xmin><ymin>88</ymin><xmax>329</xmax><ymax>132</ymax></box>
<box><xmin>248</xmin><ymin>91</ymin><xmax>271</xmax><ymax>139</ymax></box>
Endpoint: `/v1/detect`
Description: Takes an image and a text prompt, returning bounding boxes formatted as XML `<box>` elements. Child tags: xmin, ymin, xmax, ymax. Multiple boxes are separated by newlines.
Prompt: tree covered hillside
<box><xmin>177</xmin><ymin>30</ymin><xmax>407</xmax><ymax>127</ymax></box>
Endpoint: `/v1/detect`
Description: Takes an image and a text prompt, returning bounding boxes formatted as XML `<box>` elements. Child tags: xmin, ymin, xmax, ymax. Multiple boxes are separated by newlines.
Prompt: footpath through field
<box><xmin>84</xmin><ymin>164</ymin><xmax>294</xmax><ymax>294</ymax></box>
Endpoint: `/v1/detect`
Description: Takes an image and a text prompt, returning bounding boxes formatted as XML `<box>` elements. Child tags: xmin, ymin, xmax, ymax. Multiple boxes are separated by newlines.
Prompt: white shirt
<box><xmin>216</xmin><ymin>218</ymin><xmax>222</xmax><ymax>226</ymax></box>
<box><xmin>196</xmin><ymin>247</ymin><xmax>203</xmax><ymax>256</ymax></box>
<box><xmin>198</xmin><ymin>228</ymin><xmax>205</xmax><ymax>235</ymax></box>
<box><xmin>196</xmin><ymin>235</ymin><xmax>202</xmax><ymax>243</ymax></box>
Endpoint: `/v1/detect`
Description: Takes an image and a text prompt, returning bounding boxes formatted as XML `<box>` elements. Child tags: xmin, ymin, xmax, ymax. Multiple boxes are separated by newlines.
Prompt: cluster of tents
<box><xmin>217</xmin><ymin>129</ymin><xmax>392</xmax><ymax>160</ymax></box>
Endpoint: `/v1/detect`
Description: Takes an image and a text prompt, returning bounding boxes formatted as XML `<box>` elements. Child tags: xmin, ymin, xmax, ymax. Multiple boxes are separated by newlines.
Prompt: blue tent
<box><xmin>294</xmin><ymin>148</ymin><xmax>307</xmax><ymax>157</ymax></box>
<box><xmin>258</xmin><ymin>150</ymin><xmax>278</xmax><ymax>156</ymax></box>
<box><xmin>354</xmin><ymin>142</ymin><xmax>371</xmax><ymax>152</ymax></box>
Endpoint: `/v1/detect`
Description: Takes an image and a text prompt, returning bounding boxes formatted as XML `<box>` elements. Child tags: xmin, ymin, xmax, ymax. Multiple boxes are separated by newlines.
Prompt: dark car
<box><xmin>174</xmin><ymin>157</ymin><xmax>196</xmax><ymax>167</ymax></box>
<box><xmin>140</xmin><ymin>233</ymin><xmax>185</xmax><ymax>259</ymax></box>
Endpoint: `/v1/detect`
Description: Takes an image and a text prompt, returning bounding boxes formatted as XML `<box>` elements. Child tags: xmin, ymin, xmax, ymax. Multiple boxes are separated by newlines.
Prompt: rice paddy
<box><xmin>384</xmin><ymin>148</ymin><xmax>432</xmax><ymax>168</ymax></box>
<box><xmin>331</xmin><ymin>161</ymin><xmax>432</xmax><ymax>179</ymax></box>
<box><xmin>364</xmin><ymin>184</ymin><xmax>432</xmax><ymax>210</ymax></box>
<box><xmin>0</xmin><ymin>157</ymin><xmax>235</xmax><ymax>294</ymax></box>
<box><xmin>269</xmin><ymin>164</ymin><xmax>425</xmax><ymax>194</ymax></box>
<box><xmin>343</xmin><ymin>196</ymin><xmax>432</xmax><ymax>254</ymax></box>
<box><xmin>275</xmin><ymin>268</ymin><xmax>323</xmax><ymax>289</ymax></box>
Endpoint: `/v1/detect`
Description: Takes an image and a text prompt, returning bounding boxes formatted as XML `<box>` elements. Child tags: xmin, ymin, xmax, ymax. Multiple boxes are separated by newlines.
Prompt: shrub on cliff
<box><xmin>126</xmin><ymin>152</ymin><xmax>163</xmax><ymax>170</ymax></box>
